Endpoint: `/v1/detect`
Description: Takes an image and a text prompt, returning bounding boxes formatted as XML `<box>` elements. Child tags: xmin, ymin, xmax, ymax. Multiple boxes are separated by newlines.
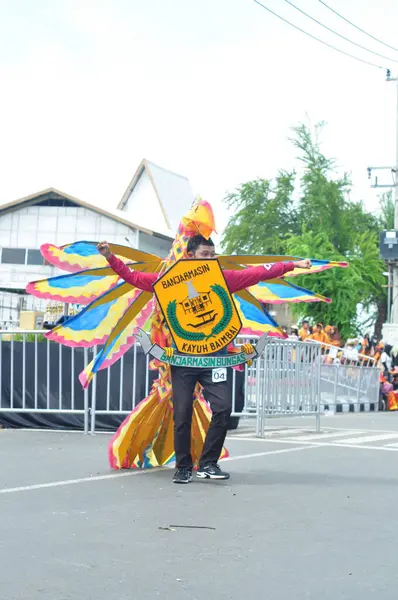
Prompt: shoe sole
<box><xmin>173</xmin><ymin>476</ymin><xmax>193</xmax><ymax>484</ymax></box>
<box><xmin>196</xmin><ymin>472</ymin><xmax>230</xmax><ymax>480</ymax></box>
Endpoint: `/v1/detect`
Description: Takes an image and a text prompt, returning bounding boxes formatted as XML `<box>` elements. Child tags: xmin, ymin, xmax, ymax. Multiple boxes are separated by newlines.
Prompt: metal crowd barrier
<box><xmin>319</xmin><ymin>364</ymin><xmax>380</xmax><ymax>412</ymax></box>
<box><xmin>0</xmin><ymin>330</ymin><xmax>154</xmax><ymax>434</ymax></box>
<box><xmin>307</xmin><ymin>339</ymin><xmax>377</xmax><ymax>368</ymax></box>
<box><xmin>254</xmin><ymin>338</ymin><xmax>322</xmax><ymax>436</ymax></box>
<box><xmin>0</xmin><ymin>330</ymin><xmax>261</xmax><ymax>433</ymax></box>
<box><xmin>0</xmin><ymin>330</ymin><xmax>91</xmax><ymax>433</ymax></box>
<box><xmin>0</xmin><ymin>330</ymin><xmax>378</xmax><ymax>436</ymax></box>
<box><xmin>302</xmin><ymin>339</ymin><xmax>380</xmax><ymax>412</ymax></box>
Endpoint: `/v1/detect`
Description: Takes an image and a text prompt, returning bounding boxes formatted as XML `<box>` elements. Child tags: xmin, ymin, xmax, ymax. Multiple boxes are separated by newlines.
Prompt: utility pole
<box><xmin>368</xmin><ymin>70</ymin><xmax>398</xmax><ymax>342</ymax></box>
<box><xmin>390</xmin><ymin>72</ymin><xmax>398</xmax><ymax>325</ymax></box>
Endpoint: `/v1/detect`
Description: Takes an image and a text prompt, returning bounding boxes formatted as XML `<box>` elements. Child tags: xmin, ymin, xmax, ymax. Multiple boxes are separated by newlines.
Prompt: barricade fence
<box><xmin>320</xmin><ymin>364</ymin><xmax>380</xmax><ymax>412</ymax></box>
<box><xmin>303</xmin><ymin>339</ymin><xmax>380</xmax><ymax>413</ymax></box>
<box><xmin>308</xmin><ymin>338</ymin><xmax>377</xmax><ymax>368</ymax></box>
<box><xmin>0</xmin><ymin>330</ymin><xmax>381</xmax><ymax>435</ymax></box>
<box><xmin>254</xmin><ymin>338</ymin><xmax>322</xmax><ymax>436</ymax></box>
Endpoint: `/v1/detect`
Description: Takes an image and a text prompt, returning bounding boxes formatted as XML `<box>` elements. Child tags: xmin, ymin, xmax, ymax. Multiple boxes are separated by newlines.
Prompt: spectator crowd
<box><xmin>285</xmin><ymin>321</ymin><xmax>398</xmax><ymax>412</ymax></box>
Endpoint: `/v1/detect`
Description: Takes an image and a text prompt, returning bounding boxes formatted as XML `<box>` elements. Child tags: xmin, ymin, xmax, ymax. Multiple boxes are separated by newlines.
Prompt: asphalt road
<box><xmin>1</xmin><ymin>413</ymin><xmax>398</xmax><ymax>600</ymax></box>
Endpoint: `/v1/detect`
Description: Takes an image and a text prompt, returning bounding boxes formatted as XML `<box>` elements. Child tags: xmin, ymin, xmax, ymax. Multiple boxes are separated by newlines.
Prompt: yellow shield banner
<box><xmin>153</xmin><ymin>259</ymin><xmax>242</xmax><ymax>355</ymax></box>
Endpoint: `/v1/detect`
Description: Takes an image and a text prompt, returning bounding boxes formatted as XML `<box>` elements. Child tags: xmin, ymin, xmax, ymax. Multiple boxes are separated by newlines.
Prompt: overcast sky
<box><xmin>1</xmin><ymin>0</ymin><xmax>397</xmax><ymax>238</ymax></box>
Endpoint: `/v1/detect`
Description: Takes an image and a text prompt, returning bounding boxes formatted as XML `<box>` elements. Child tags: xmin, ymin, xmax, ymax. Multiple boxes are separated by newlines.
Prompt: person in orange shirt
<box><xmin>308</xmin><ymin>323</ymin><xmax>330</xmax><ymax>345</ymax></box>
<box><xmin>299</xmin><ymin>320</ymin><xmax>311</xmax><ymax>340</ymax></box>
<box><xmin>327</xmin><ymin>326</ymin><xmax>342</xmax><ymax>348</ymax></box>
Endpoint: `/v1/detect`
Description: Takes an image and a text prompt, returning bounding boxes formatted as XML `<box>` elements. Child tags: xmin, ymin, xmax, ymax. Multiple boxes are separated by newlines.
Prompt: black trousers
<box><xmin>170</xmin><ymin>366</ymin><xmax>231</xmax><ymax>469</ymax></box>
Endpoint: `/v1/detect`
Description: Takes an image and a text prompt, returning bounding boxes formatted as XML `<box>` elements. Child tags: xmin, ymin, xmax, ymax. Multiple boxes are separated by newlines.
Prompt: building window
<box><xmin>1</xmin><ymin>248</ymin><xmax>26</xmax><ymax>264</ymax></box>
<box><xmin>0</xmin><ymin>248</ymin><xmax>45</xmax><ymax>265</ymax></box>
<box><xmin>27</xmin><ymin>249</ymin><xmax>44</xmax><ymax>265</ymax></box>
<box><xmin>36</xmin><ymin>197</ymin><xmax>77</xmax><ymax>207</ymax></box>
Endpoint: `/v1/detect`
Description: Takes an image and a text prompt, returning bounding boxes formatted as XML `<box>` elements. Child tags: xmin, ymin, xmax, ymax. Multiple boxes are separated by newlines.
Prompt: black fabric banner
<box><xmin>0</xmin><ymin>341</ymin><xmax>244</xmax><ymax>431</ymax></box>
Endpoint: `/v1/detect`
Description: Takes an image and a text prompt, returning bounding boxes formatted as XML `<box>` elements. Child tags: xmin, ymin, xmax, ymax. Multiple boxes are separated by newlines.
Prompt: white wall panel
<box><xmin>0</xmin><ymin>213</ymin><xmax>12</xmax><ymax>229</ymax></box>
<box><xmin>37</xmin><ymin>206</ymin><xmax>59</xmax><ymax>216</ymax></box>
<box><xmin>65</xmin><ymin>207</ymin><xmax>78</xmax><ymax>215</ymax></box>
<box><xmin>98</xmin><ymin>216</ymin><xmax>117</xmax><ymax>235</ymax></box>
<box><xmin>56</xmin><ymin>231</ymin><xmax>77</xmax><ymax>246</ymax></box>
<box><xmin>36</xmin><ymin>231</ymin><xmax>53</xmax><ymax>246</ymax></box>
<box><xmin>59</xmin><ymin>214</ymin><xmax>77</xmax><ymax>232</ymax></box>
<box><xmin>10</xmin><ymin>228</ymin><xmax>18</xmax><ymax>246</ymax></box>
<box><xmin>39</xmin><ymin>215</ymin><xmax>57</xmax><ymax>230</ymax></box>
<box><xmin>21</xmin><ymin>231</ymin><xmax>38</xmax><ymax>248</ymax></box>
<box><xmin>76</xmin><ymin>213</ymin><xmax>97</xmax><ymax>233</ymax></box>
<box><xmin>0</xmin><ymin>231</ymin><xmax>11</xmax><ymax>246</ymax></box>
<box><xmin>19</xmin><ymin>214</ymin><xmax>38</xmax><ymax>232</ymax></box>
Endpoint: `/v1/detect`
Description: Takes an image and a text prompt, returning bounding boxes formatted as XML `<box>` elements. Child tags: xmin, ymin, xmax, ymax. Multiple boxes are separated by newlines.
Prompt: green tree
<box><xmin>290</xmin><ymin>123</ymin><xmax>380</xmax><ymax>250</ymax></box>
<box><xmin>222</xmin><ymin>171</ymin><xmax>298</xmax><ymax>255</ymax></box>
<box><xmin>222</xmin><ymin>122</ymin><xmax>386</xmax><ymax>337</ymax></box>
<box><xmin>285</xmin><ymin>230</ymin><xmax>385</xmax><ymax>339</ymax></box>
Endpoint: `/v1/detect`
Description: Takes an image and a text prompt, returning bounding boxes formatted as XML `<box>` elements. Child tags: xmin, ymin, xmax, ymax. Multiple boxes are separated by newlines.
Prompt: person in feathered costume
<box><xmin>27</xmin><ymin>199</ymin><xmax>347</xmax><ymax>482</ymax></box>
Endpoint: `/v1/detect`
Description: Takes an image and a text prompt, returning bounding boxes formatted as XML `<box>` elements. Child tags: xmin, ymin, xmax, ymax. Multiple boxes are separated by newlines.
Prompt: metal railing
<box><xmin>319</xmin><ymin>364</ymin><xmax>380</xmax><ymax>412</ymax></box>
<box><xmin>305</xmin><ymin>339</ymin><xmax>377</xmax><ymax>368</ymax></box>
<box><xmin>302</xmin><ymin>339</ymin><xmax>380</xmax><ymax>411</ymax></box>
<box><xmin>253</xmin><ymin>338</ymin><xmax>322</xmax><ymax>436</ymax></box>
<box><xmin>0</xmin><ymin>330</ymin><xmax>379</xmax><ymax>436</ymax></box>
<box><xmin>0</xmin><ymin>330</ymin><xmax>261</xmax><ymax>433</ymax></box>
<box><xmin>0</xmin><ymin>330</ymin><xmax>91</xmax><ymax>432</ymax></box>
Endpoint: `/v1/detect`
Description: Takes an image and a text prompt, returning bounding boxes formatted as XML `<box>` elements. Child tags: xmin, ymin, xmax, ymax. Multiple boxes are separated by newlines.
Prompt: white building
<box><xmin>0</xmin><ymin>159</ymin><xmax>195</xmax><ymax>327</ymax></box>
<box><xmin>118</xmin><ymin>158</ymin><xmax>195</xmax><ymax>235</ymax></box>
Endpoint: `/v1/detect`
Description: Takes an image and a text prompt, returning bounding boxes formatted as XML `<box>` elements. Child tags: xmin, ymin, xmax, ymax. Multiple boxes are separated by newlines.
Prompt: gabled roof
<box><xmin>117</xmin><ymin>159</ymin><xmax>195</xmax><ymax>233</ymax></box>
<box><xmin>0</xmin><ymin>187</ymin><xmax>171</xmax><ymax>239</ymax></box>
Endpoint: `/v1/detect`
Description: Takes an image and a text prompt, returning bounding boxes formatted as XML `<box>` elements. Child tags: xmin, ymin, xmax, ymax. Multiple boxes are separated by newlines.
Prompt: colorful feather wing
<box><xmin>41</xmin><ymin>241</ymin><xmax>161</xmax><ymax>273</ymax></box>
<box><xmin>249</xmin><ymin>278</ymin><xmax>331</xmax><ymax>304</ymax></box>
<box><xmin>27</xmin><ymin>267</ymin><xmax>119</xmax><ymax>305</ymax></box>
<box><xmin>27</xmin><ymin>261</ymin><xmax>160</xmax><ymax>305</ymax></box>
<box><xmin>79</xmin><ymin>290</ymin><xmax>153</xmax><ymax>388</ymax></box>
<box><xmin>45</xmin><ymin>282</ymin><xmax>138</xmax><ymax>347</ymax></box>
<box><xmin>219</xmin><ymin>255</ymin><xmax>348</xmax><ymax>277</ymax></box>
<box><xmin>108</xmin><ymin>243</ymin><xmax>160</xmax><ymax>263</ymax></box>
<box><xmin>233</xmin><ymin>289</ymin><xmax>286</xmax><ymax>338</ymax></box>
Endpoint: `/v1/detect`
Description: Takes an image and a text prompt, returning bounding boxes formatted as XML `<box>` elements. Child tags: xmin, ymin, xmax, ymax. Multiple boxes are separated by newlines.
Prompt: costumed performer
<box><xmin>97</xmin><ymin>235</ymin><xmax>312</xmax><ymax>484</ymax></box>
<box><xmin>27</xmin><ymin>198</ymin><xmax>347</xmax><ymax>480</ymax></box>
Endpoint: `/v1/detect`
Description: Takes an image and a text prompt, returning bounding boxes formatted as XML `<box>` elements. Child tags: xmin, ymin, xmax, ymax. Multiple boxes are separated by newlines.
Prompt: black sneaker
<box><xmin>197</xmin><ymin>464</ymin><xmax>230</xmax><ymax>480</ymax></box>
<box><xmin>173</xmin><ymin>468</ymin><xmax>193</xmax><ymax>484</ymax></box>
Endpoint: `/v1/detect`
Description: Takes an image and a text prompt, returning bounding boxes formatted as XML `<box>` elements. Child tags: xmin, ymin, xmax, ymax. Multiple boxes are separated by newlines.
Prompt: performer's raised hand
<box><xmin>293</xmin><ymin>258</ymin><xmax>312</xmax><ymax>269</ymax></box>
<box><xmin>97</xmin><ymin>241</ymin><xmax>111</xmax><ymax>258</ymax></box>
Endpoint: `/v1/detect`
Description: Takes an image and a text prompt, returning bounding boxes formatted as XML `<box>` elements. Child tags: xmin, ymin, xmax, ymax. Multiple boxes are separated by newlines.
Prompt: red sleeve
<box><xmin>224</xmin><ymin>262</ymin><xmax>295</xmax><ymax>293</ymax></box>
<box><xmin>107</xmin><ymin>254</ymin><xmax>157</xmax><ymax>292</ymax></box>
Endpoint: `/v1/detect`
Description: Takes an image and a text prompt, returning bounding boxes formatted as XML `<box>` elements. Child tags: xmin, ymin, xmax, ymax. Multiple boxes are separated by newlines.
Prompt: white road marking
<box><xmin>0</xmin><ymin>468</ymin><xmax>157</xmax><ymax>495</ymax></box>
<box><xmin>271</xmin><ymin>430</ymin><xmax>366</xmax><ymax>442</ymax></box>
<box><xmin>223</xmin><ymin>445</ymin><xmax>318</xmax><ymax>462</ymax></box>
<box><xmin>0</xmin><ymin>445</ymin><xmax>319</xmax><ymax>495</ymax></box>
<box><xmin>232</xmin><ymin>428</ymin><xmax>304</xmax><ymax>438</ymax></box>
<box><xmin>337</xmin><ymin>433</ymin><xmax>398</xmax><ymax>444</ymax></box>
<box><xmin>316</xmin><ymin>425</ymin><xmax>398</xmax><ymax>434</ymax></box>
<box><xmin>326</xmin><ymin>441</ymin><xmax>398</xmax><ymax>452</ymax></box>
<box><xmin>227</xmin><ymin>435</ymin><xmax>398</xmax><ymax>452</ymax></box>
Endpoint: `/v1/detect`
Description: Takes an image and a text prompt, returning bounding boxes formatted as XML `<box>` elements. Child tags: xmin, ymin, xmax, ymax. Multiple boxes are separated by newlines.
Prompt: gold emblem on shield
<box><xmin>153</xmin><ymin>259</ymin><xmax>242</xmax><ymax>355</ymax></box>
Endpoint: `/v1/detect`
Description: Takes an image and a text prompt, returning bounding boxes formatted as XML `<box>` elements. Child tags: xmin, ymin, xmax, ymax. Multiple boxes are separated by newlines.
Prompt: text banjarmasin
<box><xmin>161</xmin><ymin>264</ymin><xmax>211</xmax><ymax>289</ymax></box>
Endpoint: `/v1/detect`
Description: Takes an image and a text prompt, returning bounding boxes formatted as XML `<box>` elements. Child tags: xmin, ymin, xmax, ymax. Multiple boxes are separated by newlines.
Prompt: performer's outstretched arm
<box><xmin>224</xmin><ymin>259</ymin><xmax>311</xmax><ymax>293</ymax></box>
<box><xmin>97</xmin><ymin>242</ymin><xmax>157</xmax><ymax>292</ymax></box>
